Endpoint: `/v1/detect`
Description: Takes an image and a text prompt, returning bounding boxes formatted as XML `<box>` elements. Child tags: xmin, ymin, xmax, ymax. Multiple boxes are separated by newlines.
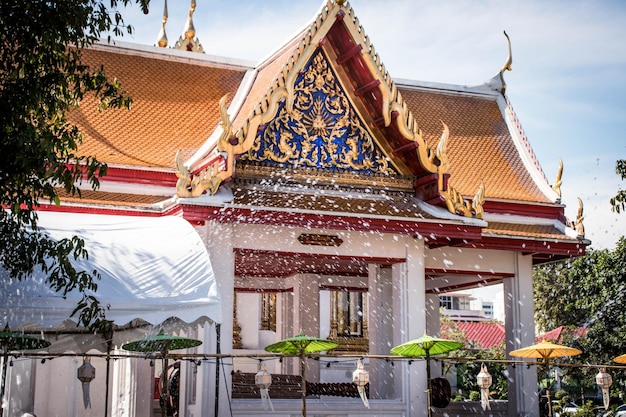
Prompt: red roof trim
<box><xmin>484</xmin><ymin>200</ymin><xmax>567</xmax><ymax>222</ymax></box>
<box><xmin>234</xmin><ymin>248</ymin><xmax>404</xmax><ymax>265</ymax></box>
<box><xmin>235</xmin><ymin>287</ymin><xmax>294</xmax><ymax>293</ymax></box>
<box><xmin>426</xmin><ymin>276</ymin><xmax>504</xmax><ymax>294</ymax></box>
<box><xmin>427</xmin><ymin>268</ymin><xmax>514</xmax><ymax>278</ymax></box>
<box><xmin>36</xmin><ymin>202</ymin><xmax>183</xmax><ymax>218</ymax></box>
<box><xmin>182</xmin><ymin>205</ymin><xmax>483</xmax><ymax>240</ymax></box>
<box><xmin>96</xmin><ymin>166</ymin><xmax>178</xmax><ymax>188</ymax></box>
<box><xmin>469</xmin><ymin>236</ymin><xmax>586</xmax><ymax>257</ymax></box>
<box><xmin>319</xmin><ymin>285</ymin><xmax>368</xmax><ymax>292</ymax></box>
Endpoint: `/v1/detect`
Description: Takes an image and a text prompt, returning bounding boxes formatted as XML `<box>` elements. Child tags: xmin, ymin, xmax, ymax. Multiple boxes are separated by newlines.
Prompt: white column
<box><xmin>394</xmin><ymin>237</ymin><xmax>427</xmax><ymax>417</ymax></box>
<box><xmin>298</xmin><ymin>273</ymin><xmax>321</xmax><ymax>383</ymax></box>
<box><xmin>505</xmin><ymin>252</ymin><xmax>538</xmax><ymax>417</ymax></box>
<box><xmin>368</xmin><ymin>263</ymin><xmax>394</xmax><ymax>398</ymax></box>
<box><xmin>425</xmin><ymin>293</ymin><xmax>442</xmax><ymax>379</ymax></box>
<box><xmin>204</xmin><ymin>221</ymin><xmax>235</xmax><ymax>417</ymax></box>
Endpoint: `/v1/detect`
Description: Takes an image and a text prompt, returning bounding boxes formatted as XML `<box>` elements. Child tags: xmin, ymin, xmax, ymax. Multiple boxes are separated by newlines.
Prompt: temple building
<box><xmin>0</xmin><ymin>1</ymin><xmax>589</xmax><ymax>417</ymax></box>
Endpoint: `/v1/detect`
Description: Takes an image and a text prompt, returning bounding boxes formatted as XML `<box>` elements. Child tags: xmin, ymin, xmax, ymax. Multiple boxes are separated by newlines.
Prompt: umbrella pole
<box><xmin>104</xmin><ymin>356</ymin><xmax>110</xmax><ymax>417</ymax></box>
<box><xmin>545</xmin><ymin>359</ymin><xmax>552</xmax><ymax>417</ymax></box>
<box><xmin>426</xmin><ymin>352</ymin><xmax>432</xmax><ymax>417</ymax></box>
<box><xmin>0</xmin><ymin>351</ymin><xmax>7</xmax><ymax>417</ymax></box>
<box><xmin>161</xmin><ymin>355</ymin><xmax>169</xmax><ymax>417</ymax></box>
<box><xmin>300</xmin><ymin>351</ymin><xmax>306</xmax><ymax>417</ymax></box>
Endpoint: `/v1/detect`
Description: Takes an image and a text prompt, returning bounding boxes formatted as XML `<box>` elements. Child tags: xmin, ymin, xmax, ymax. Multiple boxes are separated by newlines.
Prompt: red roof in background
<box><xmin>442</xmin><ymin>321</ymin><xmax>505</xmax><ymax>349</ymax></box>
<box><xmin>536</xmin><ymin>326</ymin><xmax>588</xmax><ymax>343</ymax></box>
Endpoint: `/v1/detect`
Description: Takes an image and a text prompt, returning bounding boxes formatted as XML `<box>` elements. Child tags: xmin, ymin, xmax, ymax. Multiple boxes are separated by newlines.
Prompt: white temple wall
<box><xmin>426</xmin><ymin>247</ymin><xmax>516</xmax><ymax>274</ymax></box>
<box><xmin>237</xmin><ymin>292</ymin><xmax>260</xmax><ymax>349</ymax></box>
<box><xmin>229</xmin><ymin>224</ymin><xmax>412</xmax><ymax>258</ymax></box>
<box><xmin>368</xmin><ymin>263</ymin><xmax>395</xmax><ymax>399</ymax></box>
<box><xmin>5</xmin><ymin>358</ymin><xmax>35</xmax><ymax>417</ymax></box>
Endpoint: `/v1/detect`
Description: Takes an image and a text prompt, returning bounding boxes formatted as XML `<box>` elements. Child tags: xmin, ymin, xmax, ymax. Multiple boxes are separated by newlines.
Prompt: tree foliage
<box><xmin>610</xmin><ymin>160</ymin><xmax>626</xmax><ymax>213</ymax></box>
<box><xmin>0</xmin><ymin>0</ymin><xmax>149</xmax><ymax>327</ymax></box>
<box><xmin>533</xmin><ymin>238</ymin><xmax>626</xmax><ymax>393</ymax></box>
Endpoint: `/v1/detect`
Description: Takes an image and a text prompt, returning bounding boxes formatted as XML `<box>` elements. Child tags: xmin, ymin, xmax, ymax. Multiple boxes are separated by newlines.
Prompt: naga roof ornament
<box><xmin>176</xmin><ymin>95</ymin><xmax>234</xmax><ymax>198</ymax></box>
<box><xmin>156</xmin><ymin>0</ymin><xmax>168</xmax><ymax>48</ymax></box>
<box><xmin>175</xmin><ymin>0</ymin><xmax>481</xmax><ymax>218</ymax></box>
<box><xmin>574</xmin><ymin>197</ymin><xmax>585</xmax><ymax>237</ymax></box>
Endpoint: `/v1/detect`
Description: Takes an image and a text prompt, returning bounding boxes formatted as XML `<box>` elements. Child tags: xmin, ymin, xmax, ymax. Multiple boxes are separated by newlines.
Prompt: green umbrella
<box><xmin>0</xmin><ymin>325</ymin><xmax>51</xmax><ymax>417</ymax></box>
<box><xmin>391</xmin><ymin>334</ymin><xmax>463</xmax><ymax>417</ymax></box>
<box><xmin>265</xmin><ymin>334</ymin><xmax>338</xmax><ymax>417</ymax></box>
<box><xmin>123</xmin><ymin>332</ymin><xmax>201</xmax><ymax>417</ymax></box>
<box><xmin>122</xmin><ymin>332</ymin><xmax>202</xmax><ymax>353</ymax></box>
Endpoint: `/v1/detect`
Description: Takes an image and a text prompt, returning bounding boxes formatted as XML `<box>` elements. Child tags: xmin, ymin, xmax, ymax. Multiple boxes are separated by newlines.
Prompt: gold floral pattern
<box><xmin>242</xmin><ymin>50</ymin><xmax>395</xmax><ymax>175</ymax></box>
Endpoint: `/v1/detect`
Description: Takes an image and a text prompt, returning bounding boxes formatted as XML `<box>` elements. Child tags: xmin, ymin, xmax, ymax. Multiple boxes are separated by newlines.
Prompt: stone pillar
<box><xmin>368</xmin><ymin>263</ymin><xmax>394</xmax><ymax>398</ymax></box>
<box><xmin>394</xmin><ymin>238</ymin><xmax>427</xmax><ymax>417</ymax></box>
<box><xmin>505</xmin><ymin>252</ymin><xmax>538</xmax><ymax>417</ymax></box>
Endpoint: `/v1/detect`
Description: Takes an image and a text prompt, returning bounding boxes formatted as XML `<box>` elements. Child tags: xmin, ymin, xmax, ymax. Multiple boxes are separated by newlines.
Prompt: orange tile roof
<box><xmin>484</xmin><ymin>222</ymin><xmax>574</xmax><ymax>241</ymax></box>
<box><xmin>231</xmin><ymin>35</ymin><xmax>304</xmax><ymax>132</ymax></box>
<box><xmin>56</xmin><ymin>188</ymin><xmax>171</xmax><ymax>208</ymax></box>
<box><xmin>399</xmin><ymin>87</ymin><xmax>550</xmax><ymax>204</ymax></box>
<box><xmin>69</xmin><ymin>46</ymin><xmax>247</xmax><ymax>169</ymax></box>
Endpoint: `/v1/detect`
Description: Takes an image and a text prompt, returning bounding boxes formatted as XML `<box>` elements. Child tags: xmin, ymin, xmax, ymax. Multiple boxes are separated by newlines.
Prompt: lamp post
<box><xmin>255</xmin><ymin>364</ymin><xmax>273</xmax><ymax>412</ymax></box>
<box><xmin>596</xmin><ymin>367</ymin><xmax>612</xmax><ymax>410</ymax></box>
<box><xmin>352</xmin><ymin>359</ymin><xmax>370</xmax><ymax>409</ymax></box>
<box><xmin>476</xmin><ymin>363</ymin><xmax>492</xmax><ymax>411</ymax></box>
<box><xmin>77</xmin><ymin>357</ymin><xmax>96</xmax><ymax>409</ymax></box>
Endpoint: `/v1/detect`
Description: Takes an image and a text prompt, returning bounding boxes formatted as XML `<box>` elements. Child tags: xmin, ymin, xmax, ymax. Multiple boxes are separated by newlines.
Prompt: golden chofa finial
<box><xmin>336</xmin><ymin>0</ymin><xmax>347</xmax><ymax>5</ymax></box>
<box><xmin>499</xmin><ymin>31</ymin><xmax>513</xmax><ymax>93</ymax></box>
<box><xmin>552</xmin><ymin>158</ymin><xmax>563</xmax><ymax>201</ymax></box>
<box><xmin>183</xmin><ymin>0</ymin><xmax>197</xmax><ymax>40</ymax></box>
<box><xmin>156</xmin><ymin>0</ymin><xmax>168</xmax><ymax>48</ymax></box>
<box><xmin>174</xmin><ymin>0</ymin><xmax>203</xmax><ymax>52</ymax></box>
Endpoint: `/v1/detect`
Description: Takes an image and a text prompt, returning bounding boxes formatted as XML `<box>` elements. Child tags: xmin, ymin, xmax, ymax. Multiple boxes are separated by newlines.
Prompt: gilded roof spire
<box><xmin>183</xmin><ymin>0</ymin><xmax>196</xmax><ymax>40</ymax></box>
<box><xmin>156</xmin><ymin>0</ymin><xmax>168</xmax><ymax>48</ymax></box>
<box><xmin>552</xmin><ymin>158</ymin><xmax>563</xmax><ymax>202</ymax></box>
<box><xmin>174</xmin><ymin>0</ymin><xmax>204</xmax><ymax>53</ymax></box>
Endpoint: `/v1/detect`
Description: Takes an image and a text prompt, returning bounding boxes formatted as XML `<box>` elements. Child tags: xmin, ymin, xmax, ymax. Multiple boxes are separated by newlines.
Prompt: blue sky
<box><xmin>113</xmin><ymin>0</ymin><xmax>626</xmax><ymax>250</ymax></box>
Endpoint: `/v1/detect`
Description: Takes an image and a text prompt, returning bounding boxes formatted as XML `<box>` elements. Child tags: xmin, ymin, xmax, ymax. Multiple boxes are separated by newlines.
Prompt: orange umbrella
<box><xmin>613</xmin><ymin>353</ymin><xmax>626</xmax><ymax>364</ymax></box>
<box><xmin>509</xmin><ymin>340</ymin><xmax>582</xmax><ymax>362</ymax></box>
<box><xmin>509</xmin><ymin>340</ymin><xmax>582</xmax><ymax>417</ymax></box>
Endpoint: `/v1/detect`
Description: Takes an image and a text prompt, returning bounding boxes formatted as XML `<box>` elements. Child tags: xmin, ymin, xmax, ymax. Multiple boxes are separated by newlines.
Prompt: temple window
<box><xmin>260</xmin><ymin>292</ymin><xmax>277</xmax><ymax>332</ymax></box>
<box><xmin>328</xmin><ymin>289</ymin><xmax>369</xmax><ymax>354</ymax></box>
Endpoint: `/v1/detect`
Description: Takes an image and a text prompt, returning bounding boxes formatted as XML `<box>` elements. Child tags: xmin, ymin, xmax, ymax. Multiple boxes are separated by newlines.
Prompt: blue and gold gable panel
<box><xmin>239</xmin><ymin>49</ymin><xmax>399</xmax><ymax>177</ymax></box>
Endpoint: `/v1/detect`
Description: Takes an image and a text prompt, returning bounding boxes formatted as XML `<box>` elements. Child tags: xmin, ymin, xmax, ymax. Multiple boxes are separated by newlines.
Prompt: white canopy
<box><xmin>0</xmin><ymin>211</ymin><xmax>221</xmax><ymax>327</ymax></box>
